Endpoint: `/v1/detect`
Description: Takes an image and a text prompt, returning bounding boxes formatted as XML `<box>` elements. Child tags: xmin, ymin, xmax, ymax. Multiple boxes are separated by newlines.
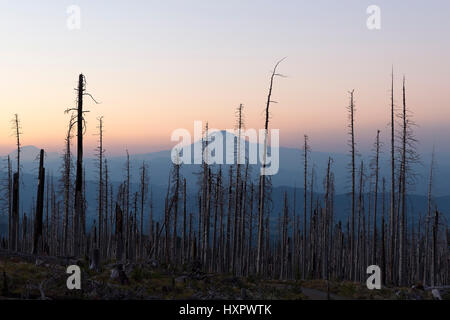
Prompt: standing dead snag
<box><xmin>302</xmin><ymin>134</ymin><xmax>310</xmax><ymax>279</ymax></box>
<box><xmin>74</xmin><ymin>74</ymin><xmax>85</xmax><ymax>257</ymax></box>
<box><xmin>256</xmin><ymin>57</ymin><xmax>286</xmax><ymax>275</ymax></box>
<box><xmin>139</xmin><ymin>161</ymin><xmax>149</xmax><ymax>259</ymax></box>
<box><xmin>424</xmin><ymin>147</ymin><xmax>435</xmax><ymax>286</ymax></box>
<box><xmin>96</xmin><ymin>117</ymin><xmax>105</xmax><ymax>254</ymax></box>
<box><xmin>371</xmin><ymin>130</ymin><xmax>381</xmax><ymax>264</ymax></box>
<box><xmin>11</xmin><ymin>173</ymin><xmax>19</xmax><ymax>251</ymax></box>
<box><xmin>32</xmin><ymin>149</ymin><xmax>45</xmax><ymax>255</ymax></box>
<box><xmin>9</xmin><ymin>114</ymin><xmax>22</xmax><ymax>252</ymax></box>
<box><xmin>347</xmin><ymin>89</ymin><xmax>356</xmax><ymax>280</ymax></box>
<box><xmin>5</xmin><ymin>156</ymin><xmax>12</xmax><ymax>250</ymax></box>
<box><xmin>389</xmin><ymin>69</ymin><xmax>396</xmax><ymax>285</ymax></box>
<box><xmin>397</xmin><ymin>75</ymin><xmax>419</xmax><ymax>285</ymax></box>
<box><xmin>398</xmin><ymin>76</ymin><xmax>407</xmax><ymax>285</ymax></box>
<box><xmin>62</xmin><ymin>115</ymin><xmax>76</xmax><ymax>255</ymax></box>
<box><xmin>65</xmin><ymin>74</ymin><xmax>99</xmax><ymax>257</ymax></box>
<box><xmin>381</xmin><ymin>177</ymin><xmax>387</xmax><ymax>284</ymax></box>
<box><xmin>13</xmin><ymin>114</ymin><xmax>21</xmax><ymax>180</ymax></box>
<box><xmin>115</xmin><ymin>203</ymin><xmax>124</xmax><ymax>262</ymax></box>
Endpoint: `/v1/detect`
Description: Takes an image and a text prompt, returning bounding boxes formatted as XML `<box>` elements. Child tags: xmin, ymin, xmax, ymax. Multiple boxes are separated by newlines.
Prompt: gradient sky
<box><xmin>0</xmin><ymin>0</ymin><xmax>449</xmax><ymax>156</ymax></box>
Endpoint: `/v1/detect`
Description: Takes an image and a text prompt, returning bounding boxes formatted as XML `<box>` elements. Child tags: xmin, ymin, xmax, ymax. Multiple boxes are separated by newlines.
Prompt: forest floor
<box><xmin>0</xmin><ymin>250</ymin><xmax>445</xmax><ymax>300</ymax></box>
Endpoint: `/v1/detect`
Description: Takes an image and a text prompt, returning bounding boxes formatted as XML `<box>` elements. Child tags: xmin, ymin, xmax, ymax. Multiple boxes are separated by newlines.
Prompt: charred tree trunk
<box><xmin>115</xmin><ymin>203</ymin><xmax>124</xmax><ymax>262</ymax></box>
<box><xmin>11</xmin><ymin>173</ymin><xmax>19</xmax><ymax>252</ymax></box>
<box><xmin>302</xmin><ymin>134</ymin><xmax>309</xmax><ymax>279</ymax></box>
<box><xmin>32</xmin><ymin>149</ymin><xmax>45</xmax><ymax>255</ymax></box>
<box><xmin>372</xmin><ymin>130</ymin><xmax>380</xmax><ymax>264</ymax></box>
<box><xmin>347</xmin><ymin>90</ymin><xmax>356</xmax><ymax>280</ymax></box>
<box><xmin>74</xmin><ymin>74</ymin><xmax>85</xmax><ymax>257</ymax></box>
<box><xmin>389</xmin><ymin>69</ymin><xmax>396</xmax><ymax>285</ymax></box>
<box><xmin>256</xmin><ymin>58</ymin><xmax>285</xmax><ymax>274</ymax></box>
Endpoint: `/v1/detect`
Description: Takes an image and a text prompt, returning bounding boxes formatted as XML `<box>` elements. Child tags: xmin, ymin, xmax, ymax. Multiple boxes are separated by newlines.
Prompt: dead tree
<box><xmin>381</xmin><ymin>177</ymin><xmax>386</xmax><ymax>285</ymax></box>
<box><xmin>232</xmin><ymin>104</ymin><xmax>244</xmax><ymax>274</ymax></box>
<box><xmin>13</xmin><ymin>114</ymin><xmax>21</xmax><ymax>180</ymax></box>
<box><xmin>139</xmin><ymin>161</ymin><xmax>149</xmax><ymax>259</ymax></box>
<box><xmin>6</xmin><ymin>156</ymin><xmax>12</xmax><ymax>250</ymax></box>
<box><xmin>125</xmin><ymin>150</ymin><xmax>131</xmax><ymax>259</ymax></box>
<box><xmin>181</xmin><ymin>178</ymin><xmax>187</xmax><ymax>264</ymax></box>
<box><xmin>61</xmin><ymin>115</ymin><xmax>76</xmax><ymax>255</ymax></box>
<box><xmin>389</xmin><ymin>69</ymin><xmax>396</xmax><ymax>285</ymax></box>
<box><xmin>347</xmin><ymin>89</ymin><xmax>356</xmax><ymax>280</ymax></box>
<box><xmin>424</xmin><ymin>147</ymin><xmax>436</xmax><ymax>286</ymax></box>
<box><xmin>11</xmin><ymin>173</ymin><xmax>19</xmax><ymax>251</ymax></box>
<box><xmin>115</xmin><ymin>203</ymin><xmax>124</xmax><ymax>262</ymax></box>
<box><xmin>280</xmin><ymin>192</ymin><xmax>289</xmax><ymax>279</ymax></box>
<box><xmin>65</xmin><ymin>74</ymin><xmax>99</xmax><ymax>257</ymax></box>
<box><xmin>32</xmin><ymin>149</ymin><xmax>45</xmax><ymax>255</ymax></box>
<box><xmin>96</xmin><ymin>117</ymin><xmax>105</xmax><ymax>253</ymax></box>
<box><xmin>9</xmin><ymin>114</ymin><xmax>22</xmax><ymax>252</ymax></box>
<box><xmin>171</xmin><ymin>161</ymin><xmax>180</xmax><ymax>263</ymax></box>
<box><xmin>302</xmin><ymin>134</ymin><xmax>310</xmax><ymax>278</ymax></box>
<box><xmin>397</xmin><ymin>76</ymin><xmax>419</xmax><ymax>285</ymax></box>
<box><xmin>256</xmin><ymin>57</ymin><xmax>286</xmax><ymax>274</ymax></box>
<box><xmin>371</xmin><ymin>130</ymin><xmax>381</xmax><ymax>264</ymax></box>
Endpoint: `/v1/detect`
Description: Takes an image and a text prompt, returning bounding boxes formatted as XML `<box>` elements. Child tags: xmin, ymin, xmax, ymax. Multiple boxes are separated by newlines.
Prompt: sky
<box><xmin>0</xmin><ymin>0</ymin><xmax>449</xmax><ymax>156</ymax></box>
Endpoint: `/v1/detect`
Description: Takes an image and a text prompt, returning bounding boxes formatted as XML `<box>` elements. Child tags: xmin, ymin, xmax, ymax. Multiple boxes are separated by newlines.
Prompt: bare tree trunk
<box><xmin>347</xmin><ymin>90</ymin><xmax>356</xmax><ymax>280</ymax></box>
<box><xmin>7</xmin><ymin>156</ymin><xmax>12</xmax><ymax>250</ymax></box>
<box><xmin>381</xmin><ymin>178</ymin><xmax>386</xmax><ymax>285</ymax></box>
<box><xmin>11</xmin><ymin>173</ymin><xmax>19</xmax><ymax>252</ymax></box>
<box><xmin>226</xmin><ymin>166</ymin><xmax>233</xmax><ymax>271</ymax></box>
<box><xmin>303</xmin><ymin>135</ymin><xmax>309</xmax><ymax>279</ymax></box>
<box><xmin>140</xmin><ymin>161</ymin><xmax>148</xmax><ymax>260</ymax></box>
<box><xmin>431</xmin><ymin>209</ymin><xmax>438</xmax><ymax>286</ymax></box>
<box><xmin>115</xmin><ymin>203</ymin><xmax>123</xmax><ymax>262</ymax></box>
<box><xmin>97</xmin><ymin>117</ymin><xmax>104</xmax><ymax>254</ymax></box>
<box><xmin>256</xmin><ymin>58</ymin><xmax>285</xmax><ymax>274</ymax></box>
<box><xmin>182</xmin><ymin>178</ymin><xmax>187</xmax><ymax>264</ymax></box>
<box><xmin>399</xmin><ymin>76</ymin><xmax>407</xmax><ymax>286</ymax></box>
<box><xmin>389</xmin><ymin>69</ymin><xmax>396</xmax><ymax>285</ymax></box>
<box><xmin>424</xmin><ymin>148</ymin><xmax>435</xmax><ymax>286</ymax></box>
<box><xmin>32</xmin><ymin>150</ymin><xmax>45</xmax><ymax>255</ymax></box>
<box><xmin>212</xmin><ymin>171</ymin><xmax>220</xmax><ymax>272</ymax></box>
<box><xmin>372</xmin><ymin>130</ymin><xmax>380</xmax><ymax>264</ymax></box>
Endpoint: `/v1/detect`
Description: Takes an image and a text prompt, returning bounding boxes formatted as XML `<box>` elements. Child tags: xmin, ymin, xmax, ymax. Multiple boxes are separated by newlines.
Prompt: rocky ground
<box><xmin>0</xmin><ymin>250</ymin><xmax>447</xmax><ymax>300</ymax></box>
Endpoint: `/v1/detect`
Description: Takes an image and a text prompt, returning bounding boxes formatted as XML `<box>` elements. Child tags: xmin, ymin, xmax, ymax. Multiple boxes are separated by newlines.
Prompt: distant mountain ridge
<box><xmin>4</xmin><ymin>137</ymin><xmax>450</xmax><ymax>197</ymax></box>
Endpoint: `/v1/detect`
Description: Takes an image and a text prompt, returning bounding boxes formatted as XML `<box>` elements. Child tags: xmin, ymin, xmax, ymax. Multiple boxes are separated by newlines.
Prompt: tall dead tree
<box><xmin>125</xmin><ymin>150</ymin><xmax>131</xmax><ymax>259</ymax></box>
<box><xmin>302</xmin><ymin>134</ymin><xmax>310</xmax><ymax>278</ymax></box>
<box><xmin>371</xmin><ymin>130</ymin><xmax>381</xmax><ymax>264</ymax></box>
<box><xmin>232</xmin><ymin>104</ymin><xmax>244</xmax><ymax>274</ymax></box>
<box><xmin>381</xmin><ymin>177</ymin><xmax>386</xmax><ymax>285</ymax></box>
<box><xmin>181</xmin><ymin>178</ymin><xmax>187</xmax><ymax>264</ymax></box>
<box><xmin>96</xmin><ymin>117</ymin><xmax>105</xmax><ymax>253</ymax></box>
<box><xmin>32</xmin><ymin>149</ymin><xmax>45</xmax><ymax>254</ymax></box>
<box><xmin>139</xmin><ymin>161</ymin><xmax>149</xmax><ymax>259</ymax></box>
<box><xmin>389</xmin><ymin>69</ymin><xmax>396</xmax><ymax>285</ymax></box>
<box><xmin>397</xmin><ymin>75</ymin><xmax>419</xmax><ymax>285</ymax></box>
<box><xmin>171</xmin><ymin>160</ymin><xmax>180</xmax><ymax>263</ymax></box>
<box><xmin>424</xmin><ymin>147</ymin><xmax>435</xmax><ymax>286</ymax></box>
<box><xmin>398</xmin><ymin>76</ymin><xmax>407</xmax><ymax>285</ymax></box>
<box><xmin>65</xmin><ymin>74</ymin><xmax>99</xmax><ymax>257</ymax></box>
<box><xmin>10</xmin><ymin>114</ymin><xmax>22</xmax><ymax>252</ymax></box>
<box><xmin>347</xmin><ymin>90</ymin><xmax>356</xmax><ymax>280</ymax></box>
<box><xmin>61</xmin><ymin>115</ymin><xmax>76</xmax><ymax>255</ymax></box>
<box><xmin>256</xmin><ymin>57</ymin><xmax>286</xmax><ymax>274</ymax></box>
<box><xmin>6</xmin><ymin>156</ymin><xmax>12</xmax><ymax>250</ymax></box>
